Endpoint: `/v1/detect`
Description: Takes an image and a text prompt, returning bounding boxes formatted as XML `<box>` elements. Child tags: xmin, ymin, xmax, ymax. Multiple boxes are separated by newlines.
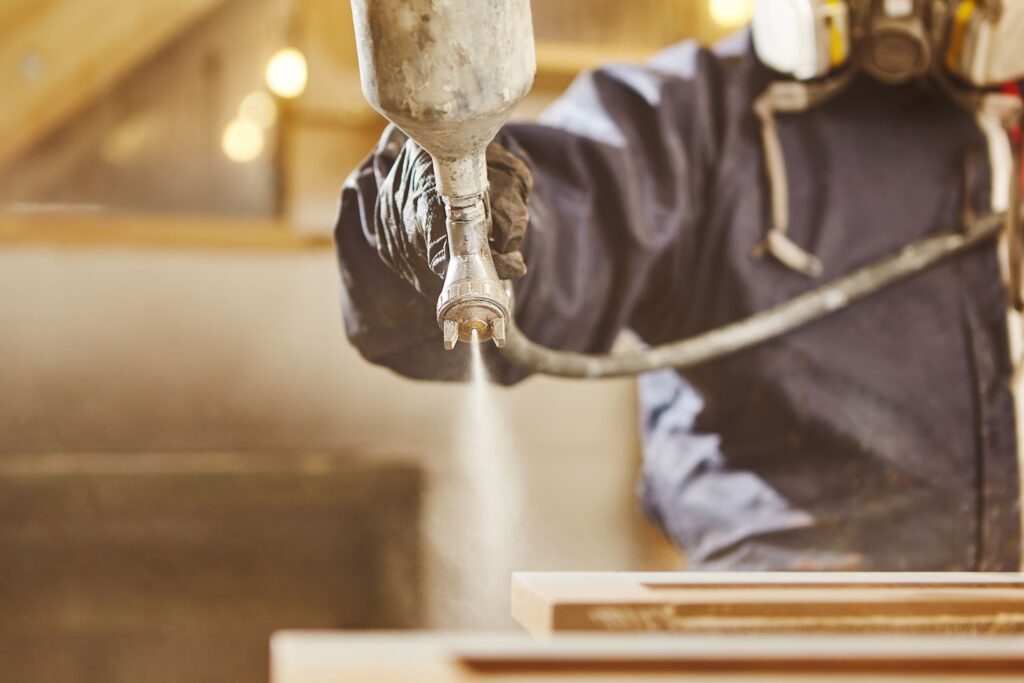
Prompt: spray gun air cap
<box><xmin>439</xmin><ymin>283</ymin><xmax>509</xmax><ymax>350</ymax></box>
<box><xmin>435</xmin><ymin>193</ymin><xmax>511</xmax><ymax>350</ymax></box>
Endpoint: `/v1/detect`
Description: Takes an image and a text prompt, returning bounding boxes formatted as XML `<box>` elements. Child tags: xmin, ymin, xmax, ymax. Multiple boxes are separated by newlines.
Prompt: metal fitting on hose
<box><xmin>436</xmin><ymin>194</ymin><xmax>511</xmax><ymax>350</ymax></box>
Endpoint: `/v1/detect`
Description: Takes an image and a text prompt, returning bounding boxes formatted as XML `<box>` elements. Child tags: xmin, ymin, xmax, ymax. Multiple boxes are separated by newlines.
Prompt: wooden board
<box><xmin>0</xmin><ymin>211</ymin><xmax>329</xmax><ymax>250</ymax></box>
<box><xmin>271</xmin><ymin>632</ymin><xmax>1024</xmax><ymax>682</ymax></box>
<box><xmin>511</xmin><ymin>572</ymin><xmax>1024</xmax><ymax>636</ymax></box>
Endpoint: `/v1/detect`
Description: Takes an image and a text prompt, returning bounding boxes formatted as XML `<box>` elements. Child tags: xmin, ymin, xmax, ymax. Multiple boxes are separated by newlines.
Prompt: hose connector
<box><xmin>436</xmin><ymin>194</ymin><xmax>511</xmax><ymax>350</ymax></box>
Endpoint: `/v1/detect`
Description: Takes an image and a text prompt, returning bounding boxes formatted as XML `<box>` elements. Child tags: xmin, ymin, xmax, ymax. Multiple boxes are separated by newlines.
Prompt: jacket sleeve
<box><xmin>334</xmin><ymin>41</ymin><xmax>725</xmax><ymax>383</ymax></box>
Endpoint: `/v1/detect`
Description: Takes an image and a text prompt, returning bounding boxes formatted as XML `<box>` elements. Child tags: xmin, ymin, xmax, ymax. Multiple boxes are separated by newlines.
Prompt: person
<box><xmin>334</xmin><ymin>1</ymin><xmax>1024</xmax><ymax>570</ymax></box>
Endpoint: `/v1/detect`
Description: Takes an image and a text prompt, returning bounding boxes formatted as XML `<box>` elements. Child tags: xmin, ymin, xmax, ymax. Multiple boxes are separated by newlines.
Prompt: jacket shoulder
<box><xmin>538</xmin><ymin>34</ymin><xmax>749</xmax><ymax>138</ymax></box>
<box><xmin>649</xmin><ymin>30</ymin><xmax>753</xmax><ymax>79</ymax></box>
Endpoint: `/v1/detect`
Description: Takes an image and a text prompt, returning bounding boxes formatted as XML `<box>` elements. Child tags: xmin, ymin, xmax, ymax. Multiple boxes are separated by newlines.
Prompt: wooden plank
<box><xmin>512</xmin><ymin>572</ymin><xmax>1024</xmax><ymax>636</ymax></box>
<box><xmin>271</xmin><ymin>632</ymin><xmax>1024</xmax><ymax>682</ymax></box>
<box><xmin>0</xmin><ymin>0</ymin><xmax>225</xmax><ymax>168</ymax></box>
<box><xmin>0</xmin><ymin>211</ymin><xmax>331</xmax><ymax>251</ymax></box>
<box><xmin>281</xmin><ymin>116</ymin><xmax>384</xmax><ymax>237</ymax></box>
<box><xmin>535</xmin><ymin>41</ymin><xmax>654</xmax><ymax>76</ymax></box>
<box><xmin>530</xmin><ymin>0</ymin><xmax>684</xmax><ymax>48</ymax></box>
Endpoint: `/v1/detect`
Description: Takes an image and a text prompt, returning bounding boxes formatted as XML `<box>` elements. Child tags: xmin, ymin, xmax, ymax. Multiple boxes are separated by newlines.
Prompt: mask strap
<box><xmin>973</xmin><ymin>93</ymin><xmax>1024</xmax><ymax>306</ymax></box>
<box><xmin>1004</xmin><ymin>102</ymin><xmax>1024</xmax><ymax>312</ymax></box>
<box><xmin>975</xmin><ymin>91</ymin><xmax>1024</xmax><ymax>568</ymax></box>
<box><xmin>1011</xmin><ymin>135</ymin><xmax>1023</xmax><ymax>305</ymax></box>
<box><xmin>931</xmin><ymin>62</ymin><xmax>1023</xmax><ymax>307</ymax></box>
<box><xmin>752</xmin><ymin>72</ymin><xmax>855</xmax><ymax>277</ymax></box>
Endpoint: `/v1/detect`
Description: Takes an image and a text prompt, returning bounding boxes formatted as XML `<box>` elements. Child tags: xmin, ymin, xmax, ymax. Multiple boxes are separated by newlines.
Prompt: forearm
<box><xmin>334</xmin><ymin>55</ymin><xmax>717</xmax><ymax>382</ymax></box>
<box><xmin>498</xmin><ymin>85</ymin><xmax>699</xmax><ymax>357</ymax></box>
<box><xmin>335</xmin><ymin>130</ymin><xmax>528</xmax><ymax>383</ymax></box>
<box><xmin>335</xmin><ymin>126</ymin><xmax>652</xmax><ymax>384</ymax></box>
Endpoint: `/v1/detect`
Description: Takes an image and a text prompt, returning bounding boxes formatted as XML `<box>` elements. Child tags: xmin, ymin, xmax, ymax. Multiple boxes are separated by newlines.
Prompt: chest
<box><xmin>692</xmin><ymin>85</ymin><xmax>998</xmax><ymax>327</ymax></box>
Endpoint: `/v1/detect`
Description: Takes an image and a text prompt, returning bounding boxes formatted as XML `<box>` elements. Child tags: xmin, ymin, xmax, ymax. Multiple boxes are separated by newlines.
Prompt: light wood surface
<box><xmin>0</xmin><ymin>0</ymin><xmax>225</xmax><ymax>168</ymax></box>
<box><xmin>512</xmin><ymin>572</ymin><xmax>1024</xmax><ymax>636</ymax></box>
<box><xmin>0</xmin><ymin>211</ymin><xmax>330</xmax><ymax>251</ymax></box>
<box><xmin>271</xmin><ymin>632</ymin><xmax>1024</xmax><ymax>682</ymax></box>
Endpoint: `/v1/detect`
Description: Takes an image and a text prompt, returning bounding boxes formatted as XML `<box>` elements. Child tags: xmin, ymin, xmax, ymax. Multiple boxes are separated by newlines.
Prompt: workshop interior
<box><xmin>3</xmin><ymin>0</ymin><xmax>1024</xmax><ymax>681</ymax></box>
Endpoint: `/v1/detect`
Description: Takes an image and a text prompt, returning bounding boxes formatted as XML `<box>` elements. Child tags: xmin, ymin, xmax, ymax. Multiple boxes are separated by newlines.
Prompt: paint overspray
<box><xmin>426</xmin><ymin>330</ymin><xmax>524</xmax><ymax>626</ymax></box>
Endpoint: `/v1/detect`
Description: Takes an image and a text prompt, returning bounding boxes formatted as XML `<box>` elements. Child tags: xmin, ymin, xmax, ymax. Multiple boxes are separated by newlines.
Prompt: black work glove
<box><xmin>374</xmin><ymin>129</ymin><xmax>533</xmax><ymax>301</ymax></box>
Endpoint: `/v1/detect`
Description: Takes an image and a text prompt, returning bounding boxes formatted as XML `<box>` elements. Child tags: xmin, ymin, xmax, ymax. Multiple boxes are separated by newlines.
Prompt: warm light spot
<box><xmin>709</xmin><ymin>0</ymin><xmax>753</xmax><ymax>28</ymax></box>
<box><xmin>265</xmin><ymin>47</ymin><xmax>308</xmax><ymax>99</ymax></box>
<box><xmin>239</xmin><ymin>90</ymin><xmax>278</xmax><ymax>129</ymax></box>
<box><xmin>221</xmin><ymin>116</ymin><xmax>264</xmax><ymax>163</ymax></box>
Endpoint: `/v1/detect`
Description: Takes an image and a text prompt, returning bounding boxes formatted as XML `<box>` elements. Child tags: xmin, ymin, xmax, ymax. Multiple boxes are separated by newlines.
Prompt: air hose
<box><xmin>499</xmin><ymin>209</ymin><xmax>1010</xmax><ymax>379</ymax></box>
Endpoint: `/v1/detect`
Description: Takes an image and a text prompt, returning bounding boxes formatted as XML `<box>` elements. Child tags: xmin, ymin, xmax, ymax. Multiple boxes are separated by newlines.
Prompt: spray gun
<box><xmin>350</xmin><ymin>0</ymin><xmax>535</xmax><ymax>350</ymax></box>
<box><xmin>348</xmin><ymin>0</ymin><xmax>1017</xmax><ymax>375</ymax></box>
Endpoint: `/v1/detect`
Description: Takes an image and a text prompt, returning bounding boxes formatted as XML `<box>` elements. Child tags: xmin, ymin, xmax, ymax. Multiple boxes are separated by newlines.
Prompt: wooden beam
<box><xmin>533</xmin><ymin>41</ymin><xmax>655</xmax><ymax>91</ymax></box>
<box><xmin>0</xmin><ymin>211</ymin><xmax>331</xmax><ymax>251</ymax></box>
<box><xmin>0</xmin><ymin>0</ymin><xmax>225</xmax><ymax>169</ymax></box>
<box><xmin>535</xmin><ymin>41</ymin><xmax>654</xmax><ymax>78</ymax></box>
<box><xmin>271</xmin><ymin>632</ymin><xmax>1024</xmax><ymax>682</ymax></box>
<box><xmin>512</xmin><ymin>572</ymin><xmax>1024</xmax><ymax>637</ymax></box>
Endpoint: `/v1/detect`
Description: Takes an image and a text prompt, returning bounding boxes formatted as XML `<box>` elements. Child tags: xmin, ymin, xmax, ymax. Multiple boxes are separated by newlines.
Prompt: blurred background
<box><xmin>0</xmin><ymin>0</ymin><xmax>748</xmax><ymax>680</ymax></box>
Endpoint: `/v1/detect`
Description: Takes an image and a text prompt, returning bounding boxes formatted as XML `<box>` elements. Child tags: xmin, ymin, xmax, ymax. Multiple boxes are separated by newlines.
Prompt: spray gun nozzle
<box><xmin>436</xmin><ymin>193</ymin><xmax>511</xmax><ymax>351</ymax></box>
<box><xmin>439</xmin><ymin>297</ymin><xmax>509</xmax><ymax>350</ymax></box>
<box><xmin>441</xmin><ymin>316</ymin><xmax>496</xmax><ymax>350</ymax></box>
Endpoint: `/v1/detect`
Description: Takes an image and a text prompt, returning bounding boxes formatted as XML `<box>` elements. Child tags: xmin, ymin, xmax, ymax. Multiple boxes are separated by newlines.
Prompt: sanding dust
<box><xmin>425</xmin><ymin>331</ymin><xmax>524</xmax><ymax>627</ymax></box>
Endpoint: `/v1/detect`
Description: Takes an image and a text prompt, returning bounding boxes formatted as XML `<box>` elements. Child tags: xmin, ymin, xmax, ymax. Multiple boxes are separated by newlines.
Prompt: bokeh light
<box><xmin>221</xmin><ymin>116</ymin><xmax>265</xmax><ymax>163</ymax></box>
<box><xmin>265</xmin><ymin>47</ymin><xmax>308</xmax><ymax>99</ymax></box>
<box><xmin>239</xmin><ymin>90</ymin><xmax>278</xmax><ymax>129</ymax></box>
<box><xmin>709</xmin><ymin>0</ymin><xmax>753</xmax><ymax>28</ymax></box>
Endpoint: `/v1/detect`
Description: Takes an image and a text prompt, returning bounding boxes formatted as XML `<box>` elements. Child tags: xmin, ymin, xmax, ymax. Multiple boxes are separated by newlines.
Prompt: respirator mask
<box><xmin>747</xmin><ymin>0</ymin><xmax>1023</xmax><ymax>322</ymax></box>
<box><xmin>752</xmin><ymin>0</ymin><xmax>1024</xmax><ymax>86</ymax></box>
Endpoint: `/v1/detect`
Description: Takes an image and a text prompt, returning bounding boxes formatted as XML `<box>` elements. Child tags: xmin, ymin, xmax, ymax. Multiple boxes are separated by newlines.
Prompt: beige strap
<box><xmin>975</xmin><ymin>91</ymin><xmax>1024</xmax><ymax>570</ymax></box>
<box><xmin>753</xmin><ymin>230</ymin><xmax>823</xmax><ymax>277</ymax></box>
<box><xmin>752</xmin><ymin>76</ymin><xmax>854</xmax><ymax>278</ymax></box>
<box><xmin>752</xmin><ymin>85</ymin><xmax>822</xmax><ymax>278</ymax></box>
<box><xmin>998</xmin><ymin>98</ymin><xmax>1024</xmax><ymax>311</ymax></box>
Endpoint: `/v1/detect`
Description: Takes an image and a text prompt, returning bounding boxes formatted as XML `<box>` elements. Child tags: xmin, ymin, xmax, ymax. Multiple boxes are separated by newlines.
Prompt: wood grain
<box><xmin>512</xmin><ymin>572</ymin><xmax>1024</xmax><ymax>636</ymax></box>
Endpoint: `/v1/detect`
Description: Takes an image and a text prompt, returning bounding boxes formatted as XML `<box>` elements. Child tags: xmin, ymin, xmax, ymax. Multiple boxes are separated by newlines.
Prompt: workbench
<box><xmin>271</xmin><ymin>632</ymin><xmax>1024</xmax><ymax>682</ymax></box>
<box><xmin>272</xmin><ymin>572</ymin><xmax>1024</xmax><ymax>680</ymax></box>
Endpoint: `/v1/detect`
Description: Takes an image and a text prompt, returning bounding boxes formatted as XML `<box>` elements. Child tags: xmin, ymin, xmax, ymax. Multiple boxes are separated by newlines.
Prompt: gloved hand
<box><xmin>374</xmin><ymin>129</ymin><xmax>533</xmax><ymax>300</ymax></box>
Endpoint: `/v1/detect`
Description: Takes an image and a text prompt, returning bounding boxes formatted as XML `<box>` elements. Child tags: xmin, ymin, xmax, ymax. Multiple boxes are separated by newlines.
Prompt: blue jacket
<box><xmin>335</xmin><ymin>32</ymin><xmax>1021</xmax><ymax>570</ymax></box>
